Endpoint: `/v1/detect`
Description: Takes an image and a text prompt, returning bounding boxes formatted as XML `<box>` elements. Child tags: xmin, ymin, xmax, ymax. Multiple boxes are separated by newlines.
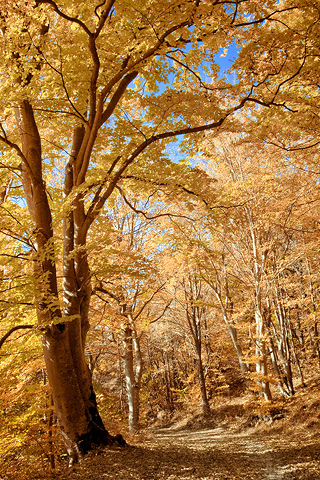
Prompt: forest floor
<box><xmin>5</xmin><ymin>377</ymin><xmax>320</xmax><ymax>480</ymax></box>
<box><xmin>42</xmin><ymin>377</ymin><xmax>320</xmax><ymax>480</ymax></box>
<box><xmin>53</xmin><ymin>424</ymin><xmax>320</xmax><ymax>480</ymax></box>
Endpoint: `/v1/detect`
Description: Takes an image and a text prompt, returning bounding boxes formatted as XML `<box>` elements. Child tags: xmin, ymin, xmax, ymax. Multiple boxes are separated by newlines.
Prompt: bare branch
<box><xmin>116</xmin><ymin>185</ymin><xmax>196</xmax><ymax>221</ymax></box>
<box><xmin>267</xmin><ymin>139</ymin><xmax>320</xmax><ymax>152</ymax></box>
<box><xmin>133</xmin><ymin>283</ymin><xmax>167</xmax><ymax>321</ymax></box>
<box><xmin>148</xmin><ymin>300</ymin><xmax>172</xmax><ymax>325</ymax></box>
<box><xmin>94</xmin><ymin>284</ymin><xmax>121</xmax><ymax>303</ymax></box>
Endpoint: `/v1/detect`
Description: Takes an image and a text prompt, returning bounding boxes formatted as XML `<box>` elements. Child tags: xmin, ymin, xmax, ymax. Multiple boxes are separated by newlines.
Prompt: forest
<box><xmin>1</xmin><ymin>0</ymin><xmax>320</xmax><ymax>478</ymax></box>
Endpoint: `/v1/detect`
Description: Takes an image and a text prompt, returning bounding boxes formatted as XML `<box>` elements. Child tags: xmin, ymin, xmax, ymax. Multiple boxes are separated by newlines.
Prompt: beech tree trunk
<box><xmin>202</xmin><ymin>253</ymin><xmax>249</xmax><ymax>375</ymax></box>
<box><xmin>255</xmin><ymin>305</ymin><xmax>272</xmax><ymax>401</ymax></box>
<box><xmin>123</xmin><ymin>325</ymin><xmax>142</xmax><ymax>433</ymax></box>
<box><xmin>184</xmin><ymin>279</ymin><xmax>211</xmax><ymax>417</ymax></box>
<box><xmin>212</xmin><ymin>287</ymin><xmax>249</xmax><ymax>374</ymax></box>
<box><xmin>132</xmin><ymin>327</ymin><xmax>143</xmax><ymax>427</ymax></box>
<box><xmin>195</xmin><ymin>346</ymin><xmax>211</xmax><ymax>417</ymax></box>
<box><xmin>271</xmin><ymin>286</ymin><xmax>295</xmax><ymax>396</ymax></box>
<box><xmin>245</xmin><ymin>206</ymin><xmax>272</xmax><ymax>402</ymax></box>
<box><xmin>16</xmin><ymin>101</ymin><xmax>120</xmax><ymax>463</ymax></box>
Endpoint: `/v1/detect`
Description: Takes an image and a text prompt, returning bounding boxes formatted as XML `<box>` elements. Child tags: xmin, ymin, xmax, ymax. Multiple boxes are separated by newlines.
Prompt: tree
<box><xmin>199</xmin><ymin>245</ymin><xmax>250</xmax><ymax>376</ymax></box>
<box><xmin>232</xmin><ymin>0</ymin><xmax>320</xmax><ymax>158</ymax></box>
<box><xmin>179</xmin><ymin>274</ymin><xmax>211</xmax><ymax>416</ymax></box>
<box><xmin>196</xmin><ymin>132</ymin><xmax>320</xmax><ymax>398</ymax></box>
<box><xmin>90</xmin><ymin>195</ymin><xmax>170</xmax><ymax>432</ymax></box>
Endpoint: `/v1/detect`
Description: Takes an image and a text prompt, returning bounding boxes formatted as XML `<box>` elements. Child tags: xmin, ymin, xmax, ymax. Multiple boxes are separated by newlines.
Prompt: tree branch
<box><xmin>0</xmin><ymin>325</ymin><xmax>34</xmax><ymax>349</ymax></box>
<box><xmin>81</xmin><ymin>93</ymin><xmax>261</xmax><ymax>231</ymax></box>
<box><xmin>267</xmin><ymin>139</ymin><xmax>320</xmax><ymax>152</ymax></box>
<box><xmin>147</xmin><ymin>301</ymin><xmax>172</xmax><ymax>325</ymax></box>
<box><xmin>133</xmin><ymin>283</ymin><xmax>167</xmax><ymax>322</ymax></box>
<box><xmin>0</xmin><ymin>126</ymin><xmax>32</xmax><ymax>175</ymax></box>
<box><xmin>99</xmin><ymin>13</ymin><xmax>200</xmax><ymax>102</ymax></box>
<box><xmin>94</xmin><ymin>0</ymin><xmax>116</xmax><ymax>38</ymax></box>
<box><xmin>121</xmin><ymin>175</ymin><xmax>252</xmax><ymax>212</ymax></box>
<box><xmin>35</xmin><ymin>0</ymin><xmax>92</xmax><ymax>35</ymax></box>
<box><xmin>100</xmin><ymin>71</ymin><xmax>139</xmax><ymax>126</ymax></box>
<box><xmin>116</xmin><ymin>185</ymin><xmax>197</xmax><ymax>221</ymax></box>
<box><xmin>232</xmin><ymin>6</ymin><xmax>301</xmax><ymax>28</ymax></box>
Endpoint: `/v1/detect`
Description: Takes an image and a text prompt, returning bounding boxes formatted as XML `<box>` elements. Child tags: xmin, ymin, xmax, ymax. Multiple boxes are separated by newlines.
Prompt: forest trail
<box><xmin>59</xmin><ymin>425</ymin><xmax>320</xmax><ymax>480</ymax></box>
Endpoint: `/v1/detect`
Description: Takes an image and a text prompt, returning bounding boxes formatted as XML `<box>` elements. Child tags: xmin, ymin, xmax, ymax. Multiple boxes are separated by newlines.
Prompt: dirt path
<box><xmin>59</xmin><ymin>426</ymin><xmax>320</xmax><ymax>480</ymax></box>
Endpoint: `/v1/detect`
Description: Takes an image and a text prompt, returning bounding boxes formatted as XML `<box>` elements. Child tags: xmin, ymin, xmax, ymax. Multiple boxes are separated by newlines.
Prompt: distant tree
<box><xmin>90</xmin><ymin>197</ymin><xmax>170</xmax><ymax>432</ymax></box>
<box><xmin>198</xmin><ymin>134</ymin><xmax>320</xmax><ymax>397</ymax></box>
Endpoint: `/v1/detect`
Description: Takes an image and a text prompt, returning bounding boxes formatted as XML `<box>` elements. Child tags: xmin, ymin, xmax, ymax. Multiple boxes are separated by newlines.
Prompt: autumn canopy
<box><xmin>0</xmin><ymin>0</ymin><xmax>319</xmax><ymax>470</ymax></box>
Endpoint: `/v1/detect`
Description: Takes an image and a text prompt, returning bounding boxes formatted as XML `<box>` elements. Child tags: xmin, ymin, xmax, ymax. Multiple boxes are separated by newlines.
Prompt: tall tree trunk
<box><xmin>162</xmin><ymin>349</ymin><xmax>174</xmax><ymax>412</ymax></box>
<box><xmin>255</xmin><ymin>305</ymin><xmax>272</xmax><ymax>401</ymax></box>
<box><xmin>16</xmin><ymin>103</ymin><xmax>121</xmax><ymax>463</ymax></box>
<box><xmin>195</xmin><ymin>344</ymin><xmax>211</xmax><ymax>417</ymax></box>
<box><xmin>305</xmin><ymin>256</ymin><xmax>320</xmax><ymax>367</ymax></box>
<box><xmin>203</xmin><ymin>259</ymin><xmax>249</xmax><ymax>375</ymax></box>
<box><xmin>272</xmin><ymin>290</ymin><xmax>295</xmax><ymax>396</ymax></box>
<box><xmin>132</xmin><ymin>327</ymin><xmax>143</xmax><ymax>430</ymax></box>
<box><xmin>247</xmin><ymin>207</ymin><xmax>272</xmax><ymax>402</ymax></box>
<box><xmin>193</xmin><ymin>310</ymin><xmax>211</xmax><ymax>416</ymax></box>
<box><xmin>123</xmin><ymin>325</ymin><xmax>140</xmax><ymax>433</ymax></box>
<box><xmin>267</xmin><ymin>331</ymin><xmax>290</xmax><ymax>397</ymax></box>
<box><xmin>212</xmin><ymin>287</ymin><xmax>249</xmax><ymax>374</ymax></box>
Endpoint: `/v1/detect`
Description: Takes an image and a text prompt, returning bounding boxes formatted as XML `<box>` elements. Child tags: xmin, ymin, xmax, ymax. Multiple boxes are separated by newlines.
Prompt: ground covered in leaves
<box><xmin>4</xmin><ymin>378</ymin><xmax>320</xmax><ymax>480</ymax></box>
<box><xmin>50</xmin><ymin>424</ymin><xmax>320</xmax><ymax>480</ymax></box>
<box><xmin>49</xmin><ymin>378</ymin><xmax>320</xmax><ymax>480</ymax></box>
